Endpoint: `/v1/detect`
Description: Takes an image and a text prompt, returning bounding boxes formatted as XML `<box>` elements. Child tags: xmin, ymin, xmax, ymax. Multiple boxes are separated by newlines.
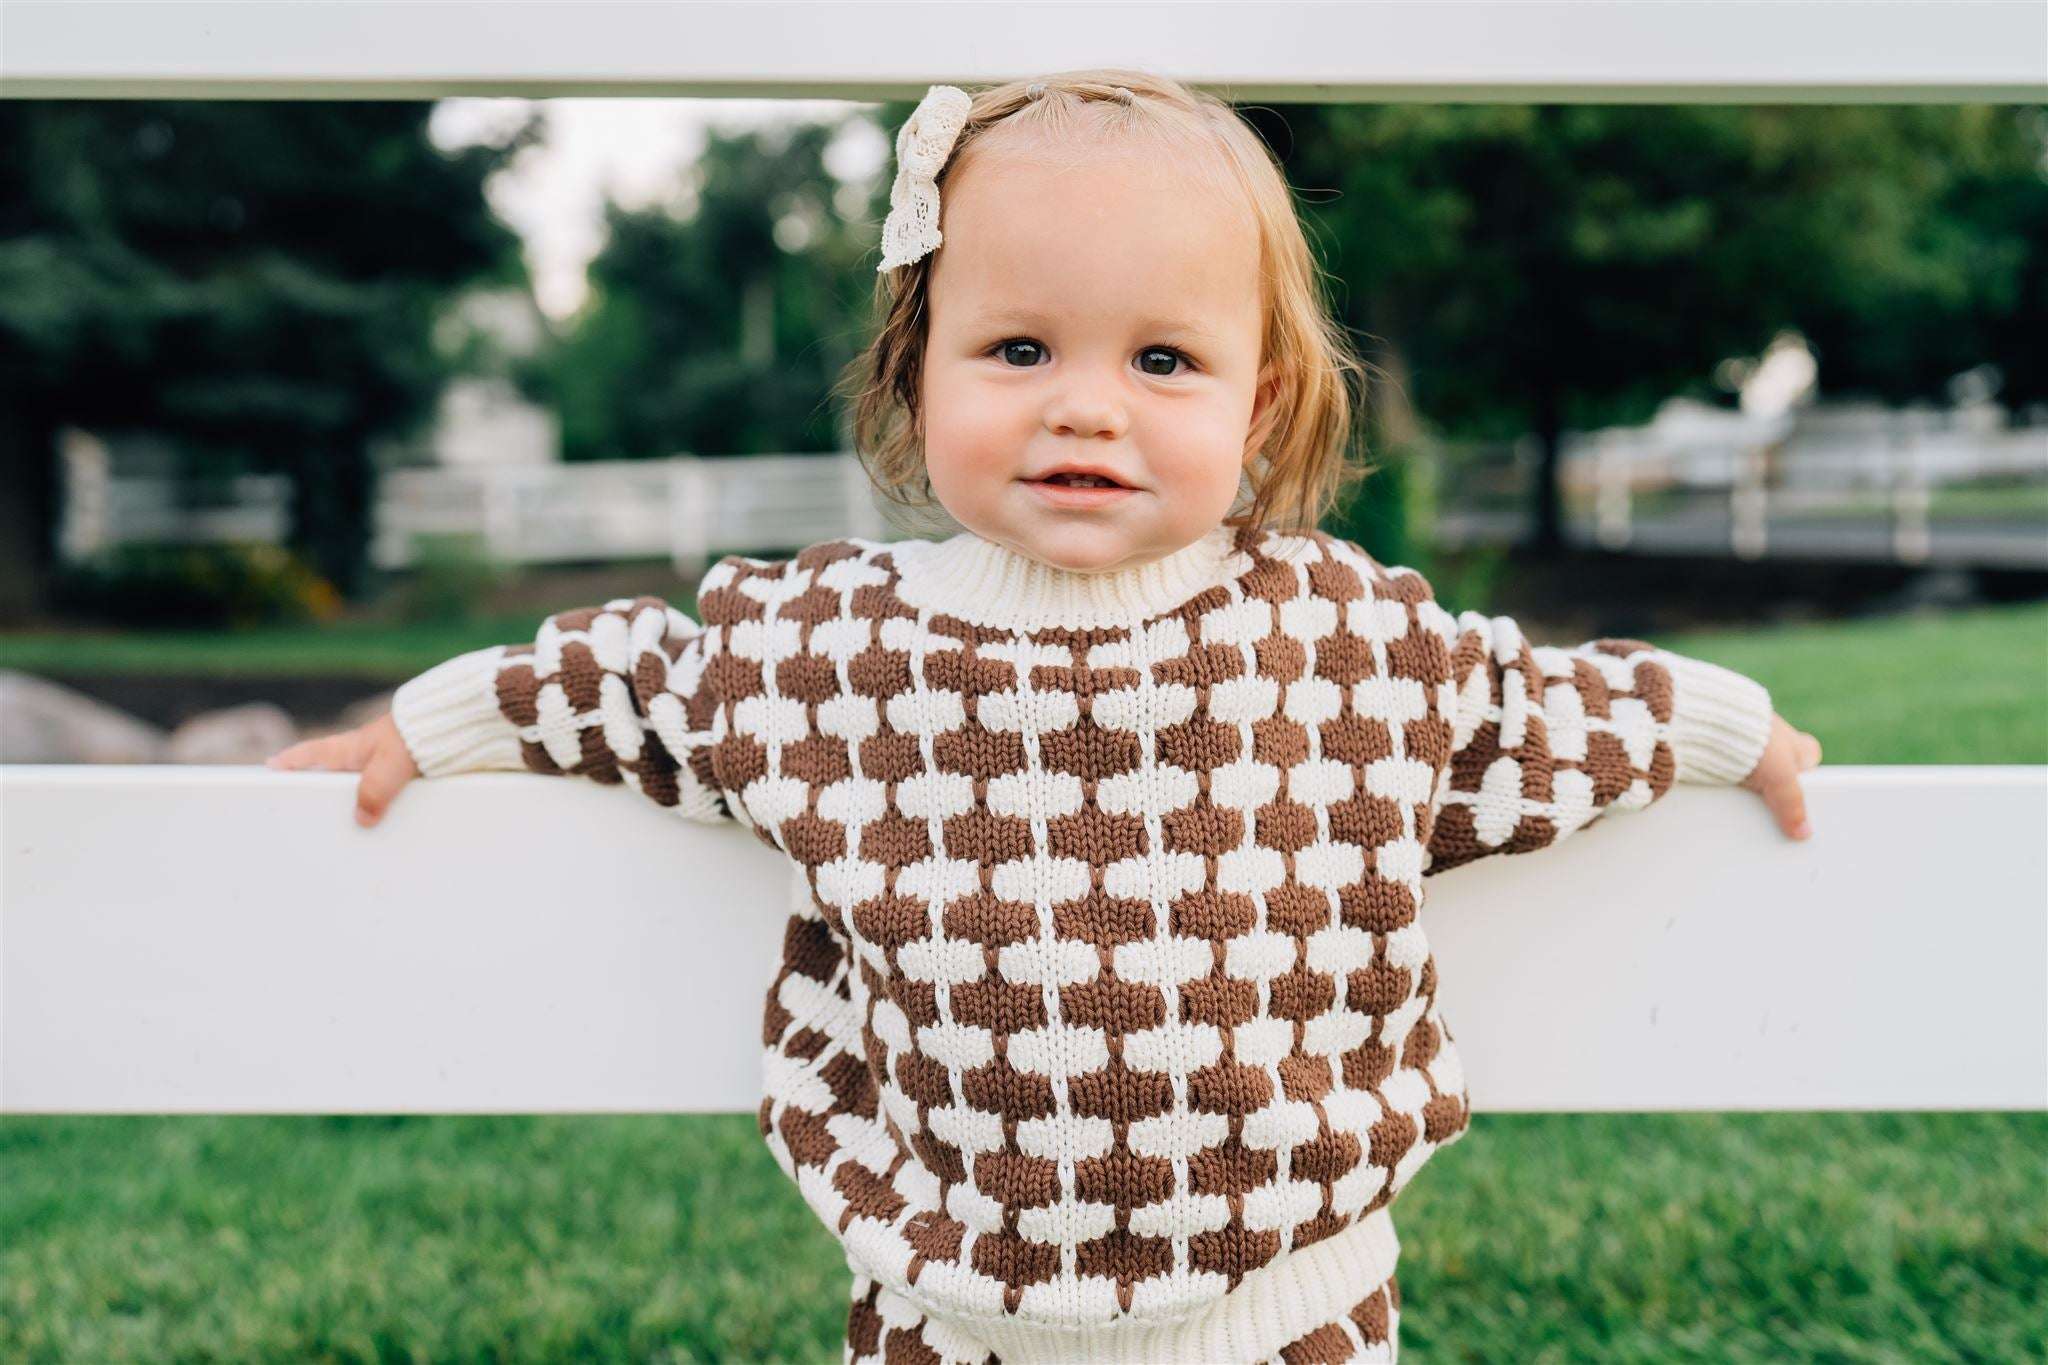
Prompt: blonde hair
<box><xmin>836</xmin><ymin>68</ymin><xmax>1372</xmax><ymax>536</ymax></box>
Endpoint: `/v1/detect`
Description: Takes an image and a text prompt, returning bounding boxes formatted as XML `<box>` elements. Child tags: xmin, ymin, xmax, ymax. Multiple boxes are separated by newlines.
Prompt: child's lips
<box><xmin>1022</xmin><ymin>472</ymin><xmax>1139</xmax><ymax>509</ymax></box>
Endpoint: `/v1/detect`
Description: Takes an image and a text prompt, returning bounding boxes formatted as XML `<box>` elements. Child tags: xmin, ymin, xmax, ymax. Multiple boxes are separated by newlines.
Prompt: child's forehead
<box><xmin>934</xmin><ymin>140</ymin><xmax>1262</xmax><ymax>325</ymax></box>
<box><xmin>949</xmin><ymin>132</ymin><xmax>1249</xmax><ymax>239</ymax></box>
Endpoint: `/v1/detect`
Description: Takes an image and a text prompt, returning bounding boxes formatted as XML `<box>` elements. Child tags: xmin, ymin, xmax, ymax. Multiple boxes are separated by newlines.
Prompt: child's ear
<box><xmin>1243</xmin><ymin>360</ymin><xmax>1283</xmax><ymax>466</ymax></box>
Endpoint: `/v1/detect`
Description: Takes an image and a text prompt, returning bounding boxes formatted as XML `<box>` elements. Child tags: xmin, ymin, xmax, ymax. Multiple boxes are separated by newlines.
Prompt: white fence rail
<box><xmin>58</xmin><ymin>414</ymin><xmax>2048</xmax><ymax>574</ymax></box>
<box><xmin>371</xmin><ymin>454</ymin><xmax>892</xmax><ymax>574</ymax></box>
<box><xmin>4</xmin><ymin>2</ymin><xmax>2043</xmax><ymax>102</ymax></box>
<box><xmin>1431</xmin><ymin>413</ymin><xmax>2048</xmax><ymax>567</ymax></box>
<box><xmin>59</xmin><ymin>450</ymin><xmax>895</xmax><ymax>575</ymax></box>
<box><xmin>3</xmin><ymin>764</ymin><xmax>2042</xmax><ymax>1115</ymax></box>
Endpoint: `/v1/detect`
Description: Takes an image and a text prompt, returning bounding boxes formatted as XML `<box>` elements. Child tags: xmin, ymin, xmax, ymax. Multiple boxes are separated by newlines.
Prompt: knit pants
<box><xmin>843</xmin><ymin>1268</ymin><xmax>1400</xmax><ymax>1365</ymax></box>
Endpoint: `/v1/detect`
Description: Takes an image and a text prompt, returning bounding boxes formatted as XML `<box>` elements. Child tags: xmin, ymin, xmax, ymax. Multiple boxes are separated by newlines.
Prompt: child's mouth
<box><xmin>1026</xmin><ymin>468</ymin><xmax>1138</xmax><ymax>505</ymax></box>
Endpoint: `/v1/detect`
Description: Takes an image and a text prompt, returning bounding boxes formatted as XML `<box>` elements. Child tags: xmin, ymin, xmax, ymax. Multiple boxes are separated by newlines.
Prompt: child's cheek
<box><xmin>980</xmin><ymin>373</ymin><xmax>1044</xmax><ymax>466</ymax></box>
<box><xmin>1144</xmin><ymin>421</ymin><xmax>1250</xmax><ymax>522</ymax></box>
<box><xmin>923</xmin><ymin>398</ymin><xmax>1023</xmax><ymax>524</ymax></box>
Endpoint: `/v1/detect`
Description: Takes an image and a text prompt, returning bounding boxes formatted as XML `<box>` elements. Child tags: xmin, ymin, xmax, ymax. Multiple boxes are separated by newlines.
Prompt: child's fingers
<box><xmin>266</xmin><ymin>732</ymin><xmax>362</xmax><ymax>772</ymax></box>
<box><xmin>1760</xmin><ymin>771</ymin><xmax>1812</xmax><ymax>840</ymax></box>
<box><xmin>1798</xmin><ymin>731</ymin><xmax>1822</xmax><ymax>769</ymax></box>
<box><xmin>264</xmin><ymin>737</ymin><xmax>317</xmax><ymax>769</ymax></box>
<box><xmin>354</xmin><ymin>743</ymin><xmax>415</xmax><ymax>828</ymax></box>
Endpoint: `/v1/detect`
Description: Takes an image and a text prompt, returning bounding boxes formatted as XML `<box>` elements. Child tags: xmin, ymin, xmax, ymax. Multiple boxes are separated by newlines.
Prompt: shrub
<box><xmin>50</xmin><ymin>542</ymin><xmax>345</xmax><ymax>629</ymax></box>
<box><xmin>387</xmin><ymin>533</ymin><xmax>511</xmax><ymax>625</ymax></box>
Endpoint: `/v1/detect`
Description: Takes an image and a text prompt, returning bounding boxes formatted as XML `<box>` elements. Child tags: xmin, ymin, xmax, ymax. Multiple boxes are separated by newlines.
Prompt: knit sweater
<box><xmin>391</xmin><ymin>524</ymin><xmax>1774</xmax><ymax>1361</ymax></box>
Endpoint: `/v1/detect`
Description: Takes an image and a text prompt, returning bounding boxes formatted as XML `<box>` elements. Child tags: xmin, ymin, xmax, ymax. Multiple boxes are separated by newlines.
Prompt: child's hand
<box><xmin>265</xmin><ymin>712</ymin><xmax>421</xmax><ymax>828</ymax></box>
<box><xmin>1740</xmin><ymin>713</ymin><xmax>1823</xmax><ymax>840</ymax></box>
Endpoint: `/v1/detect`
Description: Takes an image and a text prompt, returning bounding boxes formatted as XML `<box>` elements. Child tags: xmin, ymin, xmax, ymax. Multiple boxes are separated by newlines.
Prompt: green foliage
<box><xmin>1324</xmin><ymin>442</ymin><xmax>1511</xmax><ymax>615</ymax></box>
<box><xmin>47</xmin><ymin>542</ymin><xmax>343</xmax><ymax>630</ymax></box>
<box><xmin>388</xmin><ymin>534</ymin><xmax>512</xmax><ymax>626</ymax></box>
<box><xmin>541</xmin><ymin>121</ymin><xmax>876</xmax><ymax>463</ymax></box>
<box><xmin>1279</xmin><ymin>104</ymin><xmax>2048</xmax><ymax>436</ymax></box>
<box><xmin>1264</xmin><ymin>103</ymin><xmax>2048</xmax><ymax>549</ymax></box>
<box><xmin>1327</xmin><ymin>451</ymin><xmax>1423</xmax><ymax>569</ymax></box>
<box><xmin>0</xmin><ymin>101</ymin><xmax>533</xmax><ymax>601</ymax></box>
<box><xmin>7</xmin><ymin>99</ymin><xmax>2043</xmax><ymax>615</ymax></box>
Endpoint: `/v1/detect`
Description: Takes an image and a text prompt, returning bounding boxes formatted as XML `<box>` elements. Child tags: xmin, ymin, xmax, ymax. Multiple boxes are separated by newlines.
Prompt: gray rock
<box><xmin>335</xmin><ymin>689</ymin><xmax>399</xmax><ymax>732</ymax></box>
<box><xmin>0</xmin><ymin>671</ymin><xmax>170</xmax><ymax>764</ymax></box>
<box><xmin>164</xmin><ymin>702</ymin><xmax>300</xmax><ymax>765</ymax></box>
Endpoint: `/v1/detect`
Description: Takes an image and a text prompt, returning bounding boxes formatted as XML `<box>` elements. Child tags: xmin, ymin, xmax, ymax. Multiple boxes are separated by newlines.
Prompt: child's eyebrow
<box><xmin>972</xmin><ymin>308</ymin><xmax>1221</xmax><ymax>343</ymax></box>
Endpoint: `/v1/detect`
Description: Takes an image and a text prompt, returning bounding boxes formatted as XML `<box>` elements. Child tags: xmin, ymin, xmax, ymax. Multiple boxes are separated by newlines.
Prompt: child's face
<box><xmin>921</xmin><ymin>142</ymin><xmax>1276</xmax><ymax>573</ymax></box>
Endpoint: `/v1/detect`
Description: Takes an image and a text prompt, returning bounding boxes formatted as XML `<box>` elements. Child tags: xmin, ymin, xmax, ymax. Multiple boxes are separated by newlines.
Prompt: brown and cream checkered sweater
<box><xmin>392</xmin><ymin>524</ymin><xmax>1773</xmax><ymax>1359</ymax></box>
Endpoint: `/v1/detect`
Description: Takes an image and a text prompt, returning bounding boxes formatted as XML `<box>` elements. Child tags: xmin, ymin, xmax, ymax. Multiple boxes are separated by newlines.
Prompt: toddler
<box><xmin>271</xmin><ymin>70</ymin><xmax>1821</xmax><ymax>1364</ymax></box>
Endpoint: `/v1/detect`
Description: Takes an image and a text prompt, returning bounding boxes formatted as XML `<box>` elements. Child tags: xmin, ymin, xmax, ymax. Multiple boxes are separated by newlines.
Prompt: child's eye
<box><xmin>1137</xmin><ymin>346</ymin><xmax>1195</xmax><ymax>377</ymax></box>
<box><xmin>984</xmin><ymin>338</ymin><xmax>1197</xmax><ymax>376</ymax></box>
<box><xmin>990</xmin><ymin>338</ymin><xmax>1045</xmax><ymax>367</ymax></box>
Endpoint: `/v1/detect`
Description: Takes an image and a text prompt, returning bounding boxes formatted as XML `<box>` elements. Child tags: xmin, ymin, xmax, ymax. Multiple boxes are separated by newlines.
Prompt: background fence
<box><xmin>57</xmin><ymin>406</ymin><xmax>2048</xmax><ymax>576</ymax></box>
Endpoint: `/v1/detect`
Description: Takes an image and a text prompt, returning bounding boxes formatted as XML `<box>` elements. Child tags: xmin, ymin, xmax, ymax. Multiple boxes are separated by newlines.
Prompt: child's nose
<box><xmin>1043</xmin><ymin>381</ymin><xmax>1127</xmax><ymax>440</ymax></box>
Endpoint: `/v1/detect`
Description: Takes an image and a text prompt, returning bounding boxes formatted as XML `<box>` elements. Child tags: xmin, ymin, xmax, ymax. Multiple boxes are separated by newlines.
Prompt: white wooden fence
<box><xmin>4</xmin><ymin>2</ymin><xmax>2042</xmax><ymax>102</ymax></box>
<box><xmin>1431</xmin><ymin>413</ymin><xmax>2048</xmax><ymax>568</ymax></box>
<box><xmin>57</xmin><ymin>420</ymin><xmax>2048</xmax><ymax>575</ymax></box>
<box><xmin>59</xmin><ymin>444</ymin><xmax>894</xmax><ymax>576</ymax></box>
<box><xmin>4</xmin><ymin>764</ymin><xmax>2042</xmax><ymax>1115</ymax></box>
<box><xmin>2</xmin><ymin>1</ymin><xmax>2043</xmax><ymax>1126</ymax></box>
<box><xmin>371</xmin><ymin>454</ymin><xmax>893</xmax><ymax>574</ymax></box>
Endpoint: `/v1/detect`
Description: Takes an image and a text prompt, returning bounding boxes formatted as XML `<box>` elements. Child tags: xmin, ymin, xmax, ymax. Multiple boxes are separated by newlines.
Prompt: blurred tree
<box><xmin>1267</xmin><ymin>104</ymin><xmax>2048</xmax><ymax>554</ymax></box>
<box><xmin>0</xmin><ymin>101</ymin><xmax>531</xmax><ymax>619</ymax></box>
<box><xmin>537</xmin><ymin>120</ymin><xmax>876</xmax><ymax>462</ymax></box>
<box><xmin>1781</xmin><ymin>106</ymin><xmax>2048</xmax><ymax>408</ymax></box>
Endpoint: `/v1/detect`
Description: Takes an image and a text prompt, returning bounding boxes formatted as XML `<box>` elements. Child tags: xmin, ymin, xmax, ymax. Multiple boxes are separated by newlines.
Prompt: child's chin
<box><xmin>1022</xmin><ymin>530</ymin><xmax>1148</xmax><ymax>574</ymax></box>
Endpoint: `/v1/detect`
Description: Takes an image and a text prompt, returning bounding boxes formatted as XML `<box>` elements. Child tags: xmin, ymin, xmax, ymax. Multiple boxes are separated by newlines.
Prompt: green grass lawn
<box><xmin>1659</xmin><ymin>600</ymin><xmax>2048</xmax><ymax>765</ymax></box>
<box><xmin>4</xmin><ymin>600</ymin><xmax>2045</xmax><ymax>1363</ymax></box>
<box><xmin>3</xmin><ymin>600</ymin><xmax>2043</xmax><ymax>767</ymax></box>
<box><xmin>0</xmin><ymin>613</ymin><xmax>571</xmax><ymax>679</ymax></box>
<box><xmin>4</xmin><ymin>1113</ymin><xmax>2040</xmax><ymax>1364</ymax></box>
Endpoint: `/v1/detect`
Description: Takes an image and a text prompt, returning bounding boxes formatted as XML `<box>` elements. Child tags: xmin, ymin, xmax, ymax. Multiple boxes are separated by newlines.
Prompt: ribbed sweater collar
<box><xmin>889</xmin><ymin>526</ymin><xmax>1241</xmax><ymax>631</ymax></box>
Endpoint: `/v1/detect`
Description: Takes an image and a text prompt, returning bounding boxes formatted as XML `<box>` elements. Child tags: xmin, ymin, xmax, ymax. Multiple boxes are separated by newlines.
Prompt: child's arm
<box><xmin>1414</xmin><ymin>601</ymin><xmax>1791</xmax><ymax>876</ymax></box>
<box><xmin>271</xmin><ymin>594</ymin><xmax>727</xmax><ymax>827</ymax></box>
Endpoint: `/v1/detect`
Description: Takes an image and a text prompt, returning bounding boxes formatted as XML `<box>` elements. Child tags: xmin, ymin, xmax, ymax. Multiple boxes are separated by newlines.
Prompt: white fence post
<box><xmin>481</xmin><ymin>469</ymin><xmax>519</xmax><ymax>563</ymax></box>
<box><xmin>1593</xmin><ymin>436</ymin><xmax>1633</xmax><ymax>550</ymax></box>
<box><xmin>1891</xmin><ymin>421</ymin><xmax>1932</xmax><ymax>564</ymax></box>
<box><xmin>1731</xmin><ymin>443</ymin><xmax>1769</xmax><ymax>559</ymax></box>
<box><xmin>55</xmin><ymin>427</ymin><xmax>111</xmax><ymax>563</ymax></box>
<box><xmin>667</xmin><ymin>456</ymin><xmax>714</xmax><ymax>580</ymax></box>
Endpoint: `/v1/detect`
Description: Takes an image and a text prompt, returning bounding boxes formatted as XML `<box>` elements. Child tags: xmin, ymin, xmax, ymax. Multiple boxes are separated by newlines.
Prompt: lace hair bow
<box><xmin>876</xmin><ymin>84</ymin><xmax>974</xmax><ymax>272</ymax></box>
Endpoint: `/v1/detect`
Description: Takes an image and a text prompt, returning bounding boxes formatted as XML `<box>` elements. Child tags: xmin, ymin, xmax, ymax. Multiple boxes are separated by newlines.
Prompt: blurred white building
<box><xmin>416</xmin><ymin>285</ymin><xmax>560</xmax><ymax>469</ymax></box>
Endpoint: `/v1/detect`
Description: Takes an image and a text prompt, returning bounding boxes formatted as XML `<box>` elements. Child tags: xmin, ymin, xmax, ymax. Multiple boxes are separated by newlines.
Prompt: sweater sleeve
<box><xmin>389</xmin><ymin>594</ymin><xmax>731</xmax><ymax>823</ymax></box>
<box><xmin>1418</xmin><ymin>603</ymin><xmax>1774</xmax><ymax>876</ymax></box>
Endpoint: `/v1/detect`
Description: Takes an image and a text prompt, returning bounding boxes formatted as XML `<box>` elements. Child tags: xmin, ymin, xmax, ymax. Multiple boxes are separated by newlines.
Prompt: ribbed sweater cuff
<box><xmin>389</xmin><ymin>645</ymin><xmax>525</xmax><ymax>778</ymax></box>
<box><xmin>1655</xmin><ymin>650</ymin><xmax>1775</xmax><ymax>785</ymax></box>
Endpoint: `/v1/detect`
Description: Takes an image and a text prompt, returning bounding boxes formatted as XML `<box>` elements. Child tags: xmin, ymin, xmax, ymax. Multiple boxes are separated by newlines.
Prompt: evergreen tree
<box><xmin>0</xmin><ymin>100</ymin><xmax>531</xmax><ymax>617</ymax></box>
